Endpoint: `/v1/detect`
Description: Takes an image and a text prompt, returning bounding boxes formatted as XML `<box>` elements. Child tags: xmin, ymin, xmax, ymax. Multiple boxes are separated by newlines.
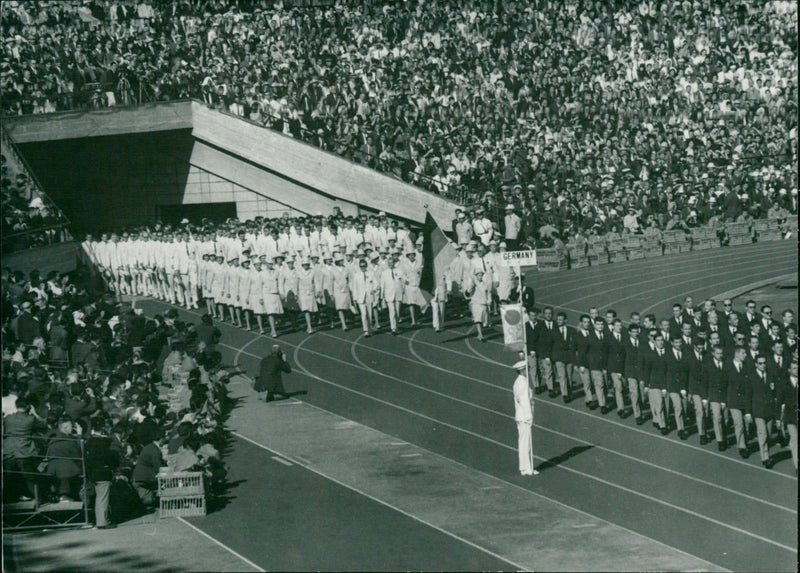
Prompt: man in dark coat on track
<box><xmin>256</xmin><ymin>344</ymin><xmax>293</xmax><ymax>402</ymax></box>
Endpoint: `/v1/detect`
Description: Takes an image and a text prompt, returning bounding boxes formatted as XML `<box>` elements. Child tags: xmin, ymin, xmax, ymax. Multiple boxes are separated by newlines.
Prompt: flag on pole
<box><xmin>420</xmin><ymin>211</ymin><xmax>457</xmax><ymax>305</ymax></box>
<box><xmin>501</xmin><ymin>304</ymin><xmax>525</xmax><ymax>351</ymax></box>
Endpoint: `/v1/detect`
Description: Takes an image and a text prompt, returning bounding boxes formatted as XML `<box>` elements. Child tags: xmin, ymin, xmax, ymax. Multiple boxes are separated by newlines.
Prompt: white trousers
<box><xmin>386</xmin><ymin>300</ymin><xmax>400</xmax><ymax>331</ymax></box>
<box><xmin>517</xmin><ymin>421</ymin><xmax>533</xmax><ymax>474</ymax></box>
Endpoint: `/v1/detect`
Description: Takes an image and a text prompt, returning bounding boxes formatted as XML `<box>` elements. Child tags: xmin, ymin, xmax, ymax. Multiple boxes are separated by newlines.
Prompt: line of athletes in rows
<box><xmin>80</xmin><ymin>228</ymin><xmax>520</xmax><ymax>341</ymax></box>
<box><xmin>523</xmin><ymin>298</ymin><xmax>798</xmax><ymax>472</ymax></box>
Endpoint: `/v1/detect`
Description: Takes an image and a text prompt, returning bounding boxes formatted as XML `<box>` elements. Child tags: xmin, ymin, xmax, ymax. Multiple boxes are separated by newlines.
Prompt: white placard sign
<box><xmin>500</xmin><ymin>250</ymin><xmax>537</xmax><ymax>267</ymax></box>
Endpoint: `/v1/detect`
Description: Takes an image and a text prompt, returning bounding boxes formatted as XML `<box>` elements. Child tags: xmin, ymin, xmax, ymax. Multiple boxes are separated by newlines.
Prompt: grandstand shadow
<box><xmin>535</xmin><ymin>444</ymin><xmax>594</xmax><ymax>473</ymax></box>
<box><xmin>5</xmin><ymin>535</ymin><xmax>180</xmax><ymax>573</ymax></box>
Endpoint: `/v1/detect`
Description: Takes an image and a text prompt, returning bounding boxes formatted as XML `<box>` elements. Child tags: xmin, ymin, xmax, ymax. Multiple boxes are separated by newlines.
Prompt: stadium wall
<box><xmin>5</xmin><ymin>100</ymin><xmax>459</xmax><ymax>233</ymax></box>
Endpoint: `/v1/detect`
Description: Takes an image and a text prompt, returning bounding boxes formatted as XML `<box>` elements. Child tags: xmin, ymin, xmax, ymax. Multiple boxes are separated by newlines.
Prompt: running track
<box><xmin>141</xmin><ymin>240</ymin><xmax>798</xmax><ymax>572</ymax></box>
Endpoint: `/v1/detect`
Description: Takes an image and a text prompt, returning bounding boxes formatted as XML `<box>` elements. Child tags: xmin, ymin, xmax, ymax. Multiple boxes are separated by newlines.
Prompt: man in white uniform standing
<box><xmin>513</xmin><ymin>355</ymin><xmax>539</xmax><ymax>476</ymax></box>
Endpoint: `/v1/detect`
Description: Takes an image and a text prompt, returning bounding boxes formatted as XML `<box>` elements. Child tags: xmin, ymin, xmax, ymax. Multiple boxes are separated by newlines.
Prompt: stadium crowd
<box><xmin>2</xmin><ymin>264</ymin><xmax>231</xmax><ymax>528</ymax></box>
<box><xmin>1</xmin><ymin>0</ymin><xmax>797</xmax><ymax>239</ymax></box>
<box><xmin>1</xmin><ymin>152</ymin><xmax>70</xmax><ymax>252</ymax></box>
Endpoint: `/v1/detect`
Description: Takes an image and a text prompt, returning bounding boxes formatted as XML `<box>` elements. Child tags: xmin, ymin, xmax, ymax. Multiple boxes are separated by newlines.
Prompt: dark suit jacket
<box><xmin>704</xmin><ymin>357</ymin><xmax>727</xmax><ymax>403</ymax></box>
<box><xmin>777</xmin><ymin>376</ymin><xmax>798</xmax><ymax>423</ymax></box>
<box><xmin>524</xmin><ymin>322</ymin><xmax>536</xmax><ymax>354</ymax></box>
<box><xmin>586</xmin><ymin>330</ymin><xmax>608</xmax><ymax>371</ymax></box>
<box><xmin>687</xmin><ymin>350</ymin><xmax>707</xmax><ymax>397</ymax></box>
<box><xmin>550</xmin><ymin>325</ymin><xmax>575</xmax><ymax>364</ymax></box>
<box><xmin>532</xmin><ymin>321</ymin><xmax>555</xmax><ymax>358</ymax></box>
<box><xmin>255</xmin><ymin>353</ymin><xmax>292</xmax><ymax>393</ymax></box>
<box><xmin>766</xmin><ymin>354</ymin><xmax>789</xmax><ymax>379</ymax></box>
<box><xmin>648</xmin><ymin>348</ymin><xmax>668</xmax><ymax>390</ymax></box>
<box><xmin>623</xmin><ymin>338</ymin><xmax>645</xmax><ymax>380</ymax></box>
<box><xmin>606</xmin><ymin>333</ymin><xmax>626</xmax><ymax>374</ymax></box>
<box><xmin>668</xmin><ymin>317</ymin><xmax>685</xmax><ymax>340</ymax></box>
<box><xmin>726</xmin><ymin>362</ymin><xmax>753</xmax><ymax>412</ymax></box>
<box><xmin>665</xmin><ymin>349</ymin><xmax>690</xmax><ymax>393</ymax></box>
<box><xmin>573</xmin><ymin>329</ymin><xmax>592</xmax><ymax>368</ymax></box>
<box><xmin>750</xmin><ymin>372</ymin><xmax>779</xmax><ymax>419</ymax></box>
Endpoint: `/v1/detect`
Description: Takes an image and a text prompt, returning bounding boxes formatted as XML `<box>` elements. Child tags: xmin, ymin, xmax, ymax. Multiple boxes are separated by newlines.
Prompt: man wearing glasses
<box><xmin>743</xmin><ymin>300</ymin><xmax>759</xmax><ymax>330</ymax></box>
<box><xmin>751</xmin><ymin>356</ymin><xmax>778</xmax><ymax>468</ymax></box>
<box><xmin>720</xmin><ymin>299</ymin><xmax>737</xmax><ymax>327</ymax></box>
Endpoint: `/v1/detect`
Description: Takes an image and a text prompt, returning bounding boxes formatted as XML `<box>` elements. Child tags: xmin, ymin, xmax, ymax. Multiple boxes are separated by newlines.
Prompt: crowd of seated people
<box><xmin>1</xmin><ymin>0</ymin><xmax>796</xmax><ymax>240</ymax></box>
<box><xmin>1</xmin><ymin>153</ymin><xmax>69</xmax><ymax>252</ymax></box>
<box><xmin>2</xmin><ymin>265</ymin><xmax>230</xmax><ymax>528</ymax></box>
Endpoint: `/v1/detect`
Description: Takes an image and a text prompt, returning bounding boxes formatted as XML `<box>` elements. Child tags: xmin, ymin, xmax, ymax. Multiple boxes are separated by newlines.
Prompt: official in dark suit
<box><xmin>607</xmin><ymin>319</ymin><xmax>628</xmax><ymax>418</ymax></box>
<box><xmin>705</xmin><ymin>345</ymin><xmax>729</xmax><ymax>450</ymax></box>
<box><xmin>587</xmin><ymin>318</ymin><xmax>610</xmax><ymax>413</ymax></box>
<box><xmin>623</xmin><ymin>324</ymin><xmax>646</xmax><ymax>424</ymax></box>
<box><xmin>648</xmin><ymin>333</ymin><xmax>669</xmax><ymax>433</ymax></box>
<box><xmin>750</xmin><ymin>356</ymin><xmax>779</xmax><ymax>468</ymax></box>
<box><xmin>574</xmin><ymin>315</ymin><xmax>596</xmax><ymax>409</ymax></box>
<box><xmin>777</xmin><ymin>361</ymin><xmax>798</xmax><ymax>472</ymax></box>
<box><xmin>744</xmin><ymin>335</ymin><xmax>761</xmax><ymax>371</ymax></box>
<box><xmin>726</xmin><ymin>347</ymin><xmax>754</xmax><ymax>458</ymax></box>
<box><xmin>687</xmin><ymin>339</ymin><xmax>709</xmax><ymax>444</ymax></box>
<box><xmin>762</xmin><ymin>323</ymin><xmax>783</xmax><ymax>356</ymax></box>
<box><xmin>551</xmin><ymin>312</ymin><xmax>575</xmax><ymax>402</ymax></box>
<box><xmin>255</xmin><ymin>345</ymin><xmax>292</xmax><ymax>402</ymax></box>
<box><xmin>524</xmin><ymin>312</ymin><xmax>542</xmax><ymax>393</ymax></box>
<box><xmin>665</xmin><ymin>338</ymin><xmax>690</xmax><ymax>439</ymax></box>
<box><xmin>532</xmin><ymin>308</ymin><xmax>556</xmax><ymax>397</ymax></box>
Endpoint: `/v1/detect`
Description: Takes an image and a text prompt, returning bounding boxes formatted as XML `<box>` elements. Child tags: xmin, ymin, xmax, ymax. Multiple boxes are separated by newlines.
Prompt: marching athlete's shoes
<box><xmin>600</xmin><ymin>405</ymin><xmax>612</xmax><ymax>415</ymax></box>
<box><xmin>738</xmin><ymin>448</ymin><xmax>749</xmax><ymax>459</ymax></box>
<box><xmin>762</xmin><ymin>457</ymin><xmax>774</xmax><ymax>469</ymax></box>
<box><xmin>717</xmin><ymin>441</ymin><xmax>727</xmax><ymax>451</ymax></box>
<box><xmin>635</xmin><ymin>416</ymin><xmax>645</xmax><ymax>426</ymax></box>
<box><xmin>587</xmin><ymin>400</ymin><xmax>599</xmax><ymax>410</ymax></box>
<box><xmin>678</xmin><ymin>430</ymin><xmax>688</xmax><ymax>440</ymax></box>
<box><xmin>699</xmin><ymin>435</ymin><xmax>709</xmax><ymax>445</ymax></box>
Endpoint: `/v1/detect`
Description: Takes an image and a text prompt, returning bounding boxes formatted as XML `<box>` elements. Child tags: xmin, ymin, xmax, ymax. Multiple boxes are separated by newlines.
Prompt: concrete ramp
<box><xmin>4</xmin><ymin>101</ymin><xmax>458</xmax><ymax>230</ymax></box>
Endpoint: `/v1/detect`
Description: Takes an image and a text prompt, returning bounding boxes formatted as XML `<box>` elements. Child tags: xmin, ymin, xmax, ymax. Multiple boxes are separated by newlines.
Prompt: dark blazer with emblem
<box><xmin>606</xmin><ymin>332</ymin><xmax>626</xmax><ymax>374</ymax></box>
<box><xmin>665</xmin><ymin>348</ymin><xmax>690</xmax><ymax>393</ymax></box>
<box><xmin>550</xmin><ymin>325</ymin><xmax>575</xmax><ymax>364</ymax></box>
<box><xmin>704</xmin><ymin>356</ymin><xmax>727</xmax><ymax>403</ymax></box>
<box><xmin>623</xmin><ymin>337</ymin><xmax>645</xmax><ymax>381</ymax></box>
<box><xmin>725</xmin><ymin>361</ymin><xmax>753</xmax><ymax>412</ymax></box>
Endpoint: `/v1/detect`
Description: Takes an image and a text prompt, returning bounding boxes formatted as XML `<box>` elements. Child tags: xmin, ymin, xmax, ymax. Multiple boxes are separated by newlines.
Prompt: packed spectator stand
<box><xmin>1</xmin><ymin>127</ymin><xmax>71</xmax><ymax>253</ymax></box>
<box><xmin>2</xmin><ymin>266</ymin><xmax>231</xmax><ymax>530</ymax></box>
<box><xmin>1</xmin><ymin>0</ymin><xmax>796</xmax><ymax>244</ymax></box>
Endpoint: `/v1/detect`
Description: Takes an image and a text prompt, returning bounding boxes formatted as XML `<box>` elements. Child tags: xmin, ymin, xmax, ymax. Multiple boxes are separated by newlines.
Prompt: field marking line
<box><xmin>176</xmin><ymin>516</ymin><xmax>266</xmax><ymax>572</ymax></box>
<box><xmin>231</xmin><ymin>429</ymin><xmax>526</xmax><ymax>572</ymax></box>
<box><xmin>289</xmin><ymin>341</ymin><xmax>796</xmax><ymax>554</ymax></box>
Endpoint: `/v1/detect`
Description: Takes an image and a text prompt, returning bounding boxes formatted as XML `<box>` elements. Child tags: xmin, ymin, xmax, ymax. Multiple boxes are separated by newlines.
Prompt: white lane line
<box><xmin>711</xmin><ymin>272</ymin><xmax>797</xmax><ymax>302</ymax></box>
<box><xmin>331</xmin><ymin>330</ymin><xmax>796</xmax><ymax>513</ymax></box>
<box><xmin>389</xmin><ymin>442</ymin><xmax>407</xmax><ymax>446</ymax></box>
<box><xmin>143</xmin><ymin>299</ymin><xmax>796</xmax><ymax>483</ymax></box>
<box><xmin>289</xmin><ymin>344</ymin><xmax>796</xmax><ymax>554</ymax></box>
<box><xmin>271</xmin><ymin>456</ymin><xmax>293</xmax><ymax>466</ymax></box>
<box><xmin>636</xmin><ymin>265</ymin><xmax>798</xmax><ymax>314</ymax></box>
<box><xmin>224</xmin><ymin>336</ymin><xmax>800</xmax><ymax>491</ymax></box>
<box><xmin>464</xmin><ymin>325</ymin><xmax>508</xmax><ymax>366</ymax></box>
<box><xmin>177</xmin><ymin>517</ymin><xmax>266</xmax><ymax>572</ymax></box>
<box><xmin>479</xmin><ymin>485</ymin><xmax>504</xmax><ymax>491</ymax></box>
<box><xmin>231</xmin><ymin>431</ymin><xmax>526</xmax><ymax>571</ymax></box>
<box><xmin>569</xmin><ymin>256</ymin><xmax>796</xmax><ymax>313</ymax></box>
<box><xmin>400</xmin><ymin>331</ymin><xmax>799</xmax><ymax>490</ymax></box>
<box><xmin>400</xmin><ymin>453</ymin><xmax>422</xmax><ymax>458</ymax></box>
<box><xmin>234</xmin><ymin>332</ymin><xmax>266</xmax><ymax>369</ymax></box>
<box><xmin>534</xmin><ymin>246</ymin><xmax>794</xmax><ymax>300</ymax></box>
<box><xmin>293</xmin><ymin>397</ymin><xmax>728</xmax><ymax>573</ymax></box>
<box><xmin>529</xmin><ymin>241</ymin><xmax>793</xmax><ymax>292</ymax></box>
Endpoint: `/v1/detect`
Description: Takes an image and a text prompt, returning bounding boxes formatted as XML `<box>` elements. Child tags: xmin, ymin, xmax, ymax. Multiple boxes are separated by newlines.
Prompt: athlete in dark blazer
<box><xmin>705</xmin><ymin>345</ymin><xmax>729</xmax><ymax>450</ymax></box>
<box><xmin>623</xmin><ymin>324</ymin><xmax>646</xmax><ymax>424</ymax></box>
<box><xmin>665</xmin><ymin>338</ymin><xmax>690</xmax><ymax>439</ymax></box>
<box><xmin>726</xmin><ymin>347</ymin><xmax>754</xmax><ymax>458</ymax></box>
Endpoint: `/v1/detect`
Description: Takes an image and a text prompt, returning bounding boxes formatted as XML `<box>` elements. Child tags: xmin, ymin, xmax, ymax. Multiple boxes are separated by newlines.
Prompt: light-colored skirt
<box><xmin>402</xmin><ymin>285</ymin><xmax>427</xmax><ymax>307</ymax></box>
<box><xmin>264</xmin><ymin>293</ymin><xmax>283</xmax><ymax>315</ymax></box>
<box><xmin>470</xmin><ymin>302</ymin><xmax>488</xmax><ymax>324</ymax></box>
<box><xmin>298</xmin><ymin>291</ymin><xmax>318</xmax><ymax>313</ymax></box>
